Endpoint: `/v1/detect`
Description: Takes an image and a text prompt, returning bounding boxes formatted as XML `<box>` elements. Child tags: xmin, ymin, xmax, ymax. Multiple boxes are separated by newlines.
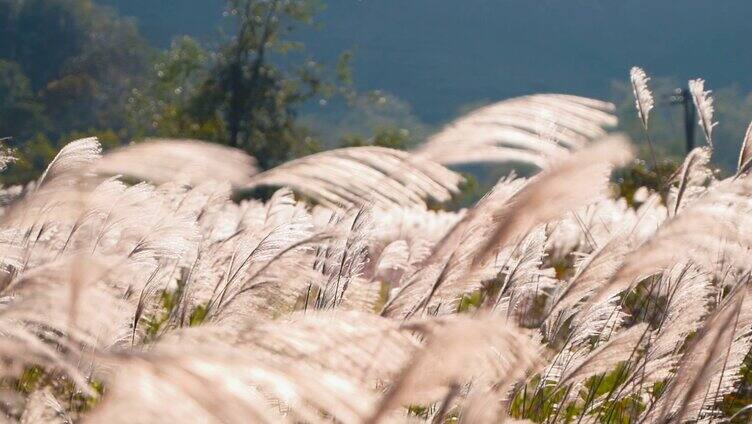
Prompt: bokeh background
<box><xmin>2</xmin><ymin>0</ymin><xmax>751</xmax><ymax>184</ymax></box>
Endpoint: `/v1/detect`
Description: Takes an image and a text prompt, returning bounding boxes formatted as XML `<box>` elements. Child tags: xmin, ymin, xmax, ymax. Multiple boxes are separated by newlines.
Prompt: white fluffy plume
<box><xmin>629</xmin><ymin>67</ymin><xmax>654</xmax><ymax>130</ymax></box>
<box><xmin>38</xmin><ymin>137</ymin><xmax>102</xmax><ymax>186</ymax></box>
<box><xmin>474</xmin><ymin>136</ymin><xmax>633</xmax><ymax>265</ymax></box>
<box><xmin>94</xmin><ymin>138</ymin><xmax>258</xmax><ymax>187</ymax></box>
<box><xmin>4</xmin><ymin>71</ymin><xmax>752</xmax><ymax>424</ymax></box>
<box><xmin>415</xmin><ymin>94</ymin><xmax>616</xmax><ymax>168</ymax></box>
<box><xmin>246</xmin><ymin>146</ymin><xmax>462</xmax><ymax>209</ymax></box>
<box><xmin>737</xmin><ymin>121</ymin><xmax>752</xmax><ymax>176</ymax></box>
<box><xmin>689</xmin><ymin>79</ymin><xmax>717</xmax><ymax>146</ymax></box>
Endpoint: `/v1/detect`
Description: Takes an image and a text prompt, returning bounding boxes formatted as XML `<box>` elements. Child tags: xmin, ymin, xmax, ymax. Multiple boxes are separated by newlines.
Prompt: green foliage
<box><xmin>189</xmin><ymin>304</ymin><xmax>208</xmax><ymax>327</ymax></box>
<box><xmin>508</xmin><ymin>367</ymin><xmax>647</xmax><ymax>423</ymax></box>
<box><xmin>720</xmin><ymin>351</ymin><xmax>752</xmax><ymax>421</ymax></box>
<box><xmin>6</xmin><ymin>364</ymin><xmax>104</xmax><ymax>416</ymax></box>
<box><xmin>143</xmin><ymin>290</ymin><xmax>177</xmax><ymax>341</ymax></box>
<box><xmin>141</xmin><ymin>288</ymin><xmax>209</xmax><ymax>343</ymax></box>
<box><xmin>179</xmin><ymin>0</ymin><xmax>335</xmax><ymax>168</ymax></box>
<box><xmin>457</xmin><ymin>290</ymin><xmax>482</xmax><ymax>313</ymax></box>
<box><xmin>0</xmin><ymin>60</ymin><xmax>46</xmax><ymax>139</ymax></box>
<box><xmin>614</xmin><ymin>159</ymin><xmax>680</xmax><ymax>206</ymax></box>
<box><xmin>125</xmin><ymin>36</ymin><xmax>218</xmax><ymax>140</ymax></box>
<box><xmin>1</xmin><ymin>133</ymin><xmax>57</xmax><ymax>186</ymax></box>
<box><xmin>15</xmin><ymin>365</ymin><xmax>45</xmax><ymax>395</ymax></box>
<box><xmin>448</xmin><ymin>173</ymin><xmax>483</xmax><ymax>210</ymax></box>
<box><xmin>339</xmin><ymin>126</ymin><xmax>412</xmax><ymax>150</ymax></box>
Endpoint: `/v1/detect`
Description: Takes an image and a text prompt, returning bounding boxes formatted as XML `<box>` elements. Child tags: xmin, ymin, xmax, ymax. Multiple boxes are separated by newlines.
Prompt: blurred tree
<box><xmin>125</xmin><ymin>0</ymin><xmax>356</xmax><ymax>169</ymax></box>
<box><xmin>0</xmin><ymin>0</ymin><xmax>151</xmax><ymax>184</ymax></box>
<box><xmin>3</xmin><ymin>133</ymin><xmax>58</xmax><ymax>186</ymax></box>
<box><xmin>0</xmin><ymin>0</ymin><xmax>89</xmax><ymax>90</ymax></box>
<box><xmin>0</xmin><ymin>0</ymin><xmax>367</xmax><ymax>181</ymax></box>
<box><xmin>186</xmin><ymin>0</ymin><xmax>337</xmax><ymax>168</ymax></box>
<box><xmin>43</xmin><ymin>10</ymin><xmax>149</xmax><ymax>135</ymax></box>
<box><xmin>0</xmin><ymin>60</ymin><xmax>47</xmax><ymax>140</ymax></box>
<box><xmin>126</xmin><ymin>37</ymin><xmax>218</xmax><ymax>140</ymax></box>
<box><xmin>0</xmin><ymin>0</ymin><xmax>150</xmax><ymax>135</ymax></box>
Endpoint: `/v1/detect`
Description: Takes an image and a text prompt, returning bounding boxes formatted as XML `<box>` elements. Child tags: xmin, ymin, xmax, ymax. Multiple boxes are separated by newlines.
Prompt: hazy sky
<box><xmin>102</xmin><ymin>0</ymin><xmax>752</xmax><ymax>122</ymax></box>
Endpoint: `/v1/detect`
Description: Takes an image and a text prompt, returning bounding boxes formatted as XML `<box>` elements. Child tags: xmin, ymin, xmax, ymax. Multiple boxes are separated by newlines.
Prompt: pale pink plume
<box><xmin>629</xmin><ymin>66</ymin><xmax>654</xmax><ymax>130</ymax></box>
<box><xmin>94</xmin><ymin>138</ymin><xmax>258</xmax><ymax>187</ymax></box>
<box><xmin>415</xmin><ymin>94</ymin><xmax>617</xmax><ymax>169</ymax></box>
<box><xmin>688</xmin><ymin>79</ymin><xmax>717</xmax><ymax>146</ymax></box>
<box><xmin>245</xmin><ymin>146</ymin><xmax>462</xmax><ymax>209</ymax></box>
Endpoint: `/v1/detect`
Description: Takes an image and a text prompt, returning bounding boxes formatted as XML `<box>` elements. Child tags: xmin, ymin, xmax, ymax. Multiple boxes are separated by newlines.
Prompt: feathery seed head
<box><xmin>630</xmin><ymin>66</ymin><xmax>654</xmax><ymax>130</ymax></box>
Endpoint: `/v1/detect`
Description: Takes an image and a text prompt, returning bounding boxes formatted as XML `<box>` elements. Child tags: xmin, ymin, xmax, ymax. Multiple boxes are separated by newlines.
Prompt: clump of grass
<box><xmin>1</xmin><ymin>81</ymin><xmax>752</xmax><ymax>424</ymax></box>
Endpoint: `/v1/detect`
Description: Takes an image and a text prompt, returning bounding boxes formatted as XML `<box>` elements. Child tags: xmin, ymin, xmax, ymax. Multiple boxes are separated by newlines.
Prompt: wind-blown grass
<box><xmin>0</xmin><ymin>82</ymin><xmax>750</xmax><ymax>423</ymax></box>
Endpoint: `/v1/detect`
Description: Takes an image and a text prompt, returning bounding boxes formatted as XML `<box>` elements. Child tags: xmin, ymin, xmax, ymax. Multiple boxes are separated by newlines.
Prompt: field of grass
<box><xmin>0</xmin><ymin>69</ymin><xmax>750</xmax><ymax>423</ymax></box>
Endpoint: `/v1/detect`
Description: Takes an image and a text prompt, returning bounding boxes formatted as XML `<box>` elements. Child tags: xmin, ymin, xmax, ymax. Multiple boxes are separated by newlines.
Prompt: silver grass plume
<box><xmin>161</xmin><ymin>311</ymin><xmax>419</xmax><ymax>384</ymax></box>
<box><xmin>366</xmin><ymin>315</ymin><xmax>539</xmax><ymax>424</ymax></box>
<box><xmin>37</xmin><ymin>137</ymin><xmax>102</xmax><ymax>186</ymax></box>
<box><xmin>689</xmin><ymin>79</ymin><xmax>717</xmax><ymax>146</ymax></box>
<box><xmin>629</xmin><ymin>67</ymin><xmax>654</xmax><ymax>130</ymax></box>
<box><xmin>646</xmin><ymin>287</ymin><xmax>752</xmax><ymax>423</ymax></box>
<box><xmin>737</xmin><ymin>121</ymin><xmax>752</xmax><ymax>176</ymax></box>
<box><xmin>384</xmin><ymin>139</ymin><xmax>632</xmax><ymax>319</ymax></box>
<box><xmin>379</xmin><ymin>178</ymin><xmax>527</xmax><ymax>318</ymax></box>
<box><xmin>630</xmin><ymin>265</ymin><xmax>712</xmax><ymax>394</ymax></box>
<box><xmin>670</xmin><ymin>146</ymin><xmax>712</xmax><ymax>215</ymax></box>
<box><xmin>589</xmin><ymin>177</ymin><xmax>752</xmax><ymax>307</ymax></box>
<box><xmin>416</xmin><ymin>94</ymin><xmax>616</xmax><ymax>169</ymax></box>
<box><xmin>545</xmin><ymin>234</ymin><xmax>632</xmax><ymax>334</ymax></box>
<box><xmin>20</xmin><ymin>389</ymin><xmax>70</xmax><ymax>424</ymax></box>
<box><xmin>246</xmin><ymin>146</ymin><xmax>462</xmax><ymax>209</ymax></box>
<box><xmin>86</xmin><ymin>346</ymin><xmax>377</xmax><ymax>424</ymax></box>
<box><xmin>540</xmin><ymin>294</ymin><xmax>627</xmax><ymax>388</ymax></box>
<box><xmin>557</xmin><ymin>323</ymin><xmax>648</xmax><ymax>388</ymax></box>
<box><xmin>94</xmin><ymin>138</ymin><xmax>258</xmax><ymax>187</ymax></box>
<box><xmin>474</xmin><ymin>136</ymin><xmax>634</xmax><ymax>266</ymax></box>
<box><xmin>373</xmin><ymin>239</ymin><xmax>410</xmax><ymax>282</ymax></box>
<box><xmin>6</xmin><ymin>89</ymin><xmax>752</xmax><ymax>423</ymax></box>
